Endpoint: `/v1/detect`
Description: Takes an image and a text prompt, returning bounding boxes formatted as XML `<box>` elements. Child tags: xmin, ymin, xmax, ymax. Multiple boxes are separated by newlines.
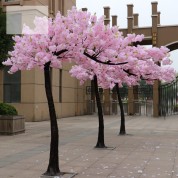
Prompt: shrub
<box><xmin>0</xmin><ymin>103</ymin><xmax>18</xmax><ymax>115</ymax></box>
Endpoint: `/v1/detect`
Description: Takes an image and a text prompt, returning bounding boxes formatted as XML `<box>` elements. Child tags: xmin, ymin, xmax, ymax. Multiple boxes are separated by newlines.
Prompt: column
<box><xmin>151</xmin><ymin>2</ymin><xmax>159</xmax><ymax>117</ymax></box>
<box><xmin>127</xmin><ymin>4</ymin><xmax>135</xmax><ymax>115</ymax></box>
<box><xmin>103</xmin><ymin>7</ymin><xmax>111</xmax><ymax>115</ymax></box>
<box><xmin>133</xmin><ymin>13</ymin><xmax>139</xmax><ymax>27</ymax></box>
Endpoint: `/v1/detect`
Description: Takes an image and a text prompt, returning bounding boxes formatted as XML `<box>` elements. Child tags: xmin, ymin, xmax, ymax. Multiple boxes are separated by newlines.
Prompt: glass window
<box><xmin>59</xmin><ymin>69</ymin><xmax>62</xmax><ymax>103</ymax></box>
<box><xmin>6</xmin><ymin>13</ymin><xmax>22</xmax><ymax>35</ymax></box>
<box><xmin>3</xmin><ymin>67</ymin><xmax>21</xmax><ymax>103</ymax></box>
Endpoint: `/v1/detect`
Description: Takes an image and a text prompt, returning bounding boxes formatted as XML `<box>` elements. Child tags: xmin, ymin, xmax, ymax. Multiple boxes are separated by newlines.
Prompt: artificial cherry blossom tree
<box><xmin>2</xmin><ymin>14</ymin><xmax>71</xmax><ymax>176</ymax></box>
<box><xmin>113</xmin><ymin>52</ymin><xmax>175</xmax><ymax>135</ymax></box>
<box><xmin>67</xmin><ymin>9</ymin><xmax>133</xmax><ymax>148</ymax></box>
<box><xmin>69</xmin><ymin>8</ymin><xmax>175</xmax><ymax>141</ymax></box>
<box><xmin>2</xmin><ymin>7</ymin><xmax>176</xmax><ymax>177</ymax></box>
<box><xmin>3</xmin><ymin>7</ymin><xmax>126</xmax><ymax>174</ymax></box>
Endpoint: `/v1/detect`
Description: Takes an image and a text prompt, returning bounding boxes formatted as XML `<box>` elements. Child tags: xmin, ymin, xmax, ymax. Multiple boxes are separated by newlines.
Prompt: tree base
<box><xmin>119</xmin><ymin>131</ymin><xmax>126</xmax><ymax>135</ymax></box>
<box><xmin>41</xmin><ymin>172</ymin><xmax>77</xmax><ymax>178</ymax></box>
<box><xmin>95</xmin><ymin>142</ymin><xmax>106</xmax><ymax>148</ymax></box>
<box><xmin>94</xmin><ymin>145</ymin><xmax>116</xmax><ymax>150</ymax></box>
<box><xmin>118</xmin><ymin>133</ymin><xmax>133</xmax><ymax>136</ymax></box>
<box><xmin>43</xmin><ymin>168</ymin><xmax>61</xmax><ymax>177</ymax></box>
<box><xmin>95</xmin><ymin>145</ymin><xmax>107</xmax><ymax>149</ymax></box>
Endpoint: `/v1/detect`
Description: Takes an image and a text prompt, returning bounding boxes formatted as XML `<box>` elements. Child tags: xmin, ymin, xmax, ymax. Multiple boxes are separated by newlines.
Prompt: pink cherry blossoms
<box><xmin>2</xmin><ymin>7</ymin><xmax>176</xmax><ymax>86</ymax></box>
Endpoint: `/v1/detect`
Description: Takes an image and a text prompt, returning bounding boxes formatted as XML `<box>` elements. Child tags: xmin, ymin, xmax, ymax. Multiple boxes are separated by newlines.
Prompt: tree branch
<box><xmin>53</xmin><ymin>49</ymin><xmax>68</xmax><ymax>56</ymax></box>
<box><xmin>123</xmin><ymin>69</ymin><xmax>137</xmax><ymax>76</ymax></box>
<box><xmin>84</xmin><ymin>52</ymin><xmax>128</xmax><ymax>65</ymax></box>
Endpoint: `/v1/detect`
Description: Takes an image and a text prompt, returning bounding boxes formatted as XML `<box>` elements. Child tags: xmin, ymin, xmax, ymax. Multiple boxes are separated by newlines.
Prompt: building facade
<box><xmin>0</xmin><ymin>0</ymin><xmax>90</xmax><ymax>121</ymax></box>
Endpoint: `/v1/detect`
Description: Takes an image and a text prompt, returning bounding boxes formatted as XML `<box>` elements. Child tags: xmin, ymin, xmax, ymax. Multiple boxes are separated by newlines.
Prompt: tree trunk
<box><xmin>43</xmin><ymin>62</ymin><xmax>60</xmax><ymax>176</ymax></box>
<box><xmin>93</xmin><ymin>75</ymin><xmax>106</xmax><ymax>148</ymax></box>
<box><xmin>115</xmin><ymin>84</ymin><xmax>126</xmax><ymax>135</ymax></box>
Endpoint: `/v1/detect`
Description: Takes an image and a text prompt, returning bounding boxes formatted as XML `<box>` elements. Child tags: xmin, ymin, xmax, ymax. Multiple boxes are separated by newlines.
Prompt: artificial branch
<box><xmin>84</xmin><ymin>52</ymin><xmax>128</xmax><ymax>66</ymax></box>
<box><xmin>123</xmin><ymin>69</ymin><xmax>137</xmax><ymax>76</ymax></box>
<box><xmin>54</xmin><ymin>49</ymin><xmax>68</xmax><ymax>57</ymax></box>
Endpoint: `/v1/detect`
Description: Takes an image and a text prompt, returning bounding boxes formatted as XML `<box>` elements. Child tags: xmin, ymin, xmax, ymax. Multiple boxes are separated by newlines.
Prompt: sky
<box><xmin>76</xmin><ymin>0</ymin><xmax>178</xmax><ymax>72</ymax></box>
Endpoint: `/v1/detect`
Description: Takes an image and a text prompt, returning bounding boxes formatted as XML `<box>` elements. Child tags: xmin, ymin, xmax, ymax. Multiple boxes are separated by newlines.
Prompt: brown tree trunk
<box><xmin>93</xmin><ymin>75</ymin><xmax>106</xmax><ymax>148</ymax></box>
<box><xmin>43</xmin><ymin>62</ymin><xmax>60</xmax><ymax>176</ymax></box>
<box><xmin>115</xmin><ymin>84</ymin><xmax>126</xmax><ymax>135</ymax></box>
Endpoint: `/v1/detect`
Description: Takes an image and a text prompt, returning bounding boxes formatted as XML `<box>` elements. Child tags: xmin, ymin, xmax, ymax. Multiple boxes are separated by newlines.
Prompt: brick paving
<box><xmin>1</xmin><ymin>115</ymin><xmax>178</xmax><ymax>178</ymax></box>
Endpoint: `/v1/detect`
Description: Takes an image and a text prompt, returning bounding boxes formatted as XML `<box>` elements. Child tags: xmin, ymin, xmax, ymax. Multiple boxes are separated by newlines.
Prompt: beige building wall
<box><xmin>0</xmin><ymin>0</ymin><xmax>89</xmax><ymax>121</ymax></box>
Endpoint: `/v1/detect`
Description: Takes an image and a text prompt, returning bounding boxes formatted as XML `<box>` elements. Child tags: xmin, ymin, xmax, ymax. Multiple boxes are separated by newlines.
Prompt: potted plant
<box><xmin>0</xmin><ymin>103</ymin><xmax>25</xmax><ymax>135</ymax></box>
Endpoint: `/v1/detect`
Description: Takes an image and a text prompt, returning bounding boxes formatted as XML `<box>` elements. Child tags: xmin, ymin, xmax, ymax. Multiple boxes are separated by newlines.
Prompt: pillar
<box><xmin>111</xmin><ymin>15</ymin><xmax>118</xmax><ymax>114</ymax></box>
<box><xmin>157</xmin><ymin>11</ymin><xmax>161</xmax><ymax>25</ymax></box>
<box><xmin>133</xmin><ymin>13</ymin><xmax>139</xmax><ymax>27</ymax></box>
<box><xmin>127</xmin><ymin>4</ymin><xmax>134</xmax><ymax>33</ymax></box>
<box><xmin>151</xmin><ymin>1</ymin><xmax>159</xmax><ymax>117</ymax></box>
<box><xmin>127</xmin><ymin>4</ymin><xmax>135</xmax><ymax>115</ymax></box>
<box><xmin>112</xmin><ymin>15</ymin><xmax>117</xmax><ymax>27</ymax></box>
<box><xmin>48</xmin><ymin>0</ymin><xmax>53</xmax><ymax>17</ymax></box>
<box><xmin>103</xmin><ymin>7</ymin><xmax>111</xmax><ymax>115</ymax></box>
<box><xmin>58</xmin><ymin>0</ymin><xmax>64</xmax><ymax>15</ymax></box>
<box><xmin>104</xmin><ymin>6</ymin><xmax>110</xmax><ymax>25</ymax></box>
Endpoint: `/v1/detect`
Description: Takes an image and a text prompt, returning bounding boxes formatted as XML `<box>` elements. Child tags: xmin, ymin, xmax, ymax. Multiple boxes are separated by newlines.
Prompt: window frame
<box><xmin>1</xmin><ymin>0</ymin><xmax>21</xmax><ymax>6</ymax></box>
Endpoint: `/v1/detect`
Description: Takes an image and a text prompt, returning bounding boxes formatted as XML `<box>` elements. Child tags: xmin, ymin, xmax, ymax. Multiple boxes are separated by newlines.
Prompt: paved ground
<box><xmin>1</xmin><ymin>114</ymin><xmax>178</xmax><ymax>178</ymax></box>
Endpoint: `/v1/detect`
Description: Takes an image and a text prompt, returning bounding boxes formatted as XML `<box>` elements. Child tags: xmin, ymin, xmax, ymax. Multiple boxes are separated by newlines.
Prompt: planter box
<box><xmin>0</xmin><ymin>115</ymin><xmax>25</xmax><ymax>135</ymax></box>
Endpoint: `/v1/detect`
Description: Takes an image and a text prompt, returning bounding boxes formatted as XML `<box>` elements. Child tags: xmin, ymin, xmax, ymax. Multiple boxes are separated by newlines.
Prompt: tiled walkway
<box><xmin>1</xmin><ymin>115</ymin><xmax>178</xmax><ymax>178</ymax></box>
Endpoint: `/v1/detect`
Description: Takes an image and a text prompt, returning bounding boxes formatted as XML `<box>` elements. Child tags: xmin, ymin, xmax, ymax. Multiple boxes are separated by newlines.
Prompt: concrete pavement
<box><xmin>1</xmin><ymin>115</ymin><xmax>178</xmax><ymax>178</ymax></box>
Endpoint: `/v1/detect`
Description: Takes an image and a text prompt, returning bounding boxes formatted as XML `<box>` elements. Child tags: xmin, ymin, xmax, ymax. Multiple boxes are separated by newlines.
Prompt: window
<box><xmin>3</xmin><ymin>0</ymin><xmax>19</xmax><ymax>2</ymax></box>
<box><xmin>59</xmin><ymin>69</ymin><xmax>62</xmax><ymax>103</ymax></box>
<box><xmin>3</xmin><ymin>67</ymin><xmax>21</xmax><ymax>103</ymax></box>
<box><xmin>2</xmin><ymin>0</ymin><xmax>21</xmax><ymax>6</ymax></box>
<box><xmin>6</xmin><ymin>13</ymin><xmax>22</xmax><ymax>34</ymax></box>
<box><xmin>2</xmin><ymin>0</ymin><xmax>20</xmax><ymax>5</ymax></box>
